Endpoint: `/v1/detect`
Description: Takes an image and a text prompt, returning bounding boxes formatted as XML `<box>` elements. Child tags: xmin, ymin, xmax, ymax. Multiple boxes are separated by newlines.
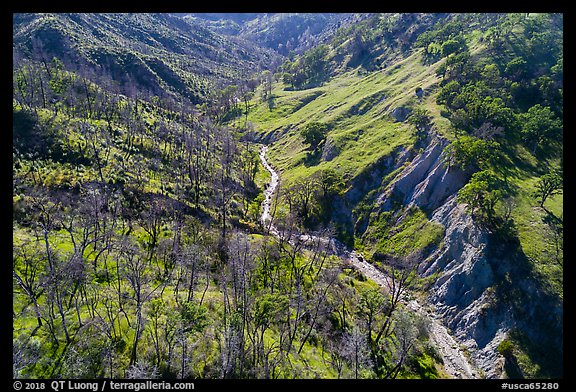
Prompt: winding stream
<box><xmin>258</xmin><ymin>145</ymin><xmax>479</xmax><ymax>379</ymax></box>
<box><xmin>259</xmin><ymin>146</ymin><xmax>279</xmax><ymax>236</ymax></box>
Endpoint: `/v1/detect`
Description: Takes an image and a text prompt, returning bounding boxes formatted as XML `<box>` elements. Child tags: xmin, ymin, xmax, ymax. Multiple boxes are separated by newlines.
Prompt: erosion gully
<box><xmin>259</xmin><ymin>145</ymin><xmax>480</xmax><ymax>379</ymax></box>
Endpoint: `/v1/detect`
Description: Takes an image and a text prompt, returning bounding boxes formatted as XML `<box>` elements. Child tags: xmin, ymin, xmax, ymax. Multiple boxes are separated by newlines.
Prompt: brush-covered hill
<box><xmin>187</xmin><ymin>13</ymin><xmax>359</xmax><ymax>56</ymax></box>
<box><xmin>242</xmin><ymin>12</ymin><xmax>563</xmax><ymax>378</ymax></box>
<box><xmin>12</xmin><ymin>11</ymin><xmax>563</xmax><ymax>381</ymax></box>
<box><xmin>13</xmin><ymin>13</ymin><xmax>280</xmax><ymax>103</ymax></box>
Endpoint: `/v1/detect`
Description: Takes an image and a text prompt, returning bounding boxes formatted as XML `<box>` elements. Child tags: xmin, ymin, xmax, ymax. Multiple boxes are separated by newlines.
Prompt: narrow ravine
<box><xmin>259</xmin><ymin>145</ymin><xmax>480</xmax><ymax>379</ymax></box>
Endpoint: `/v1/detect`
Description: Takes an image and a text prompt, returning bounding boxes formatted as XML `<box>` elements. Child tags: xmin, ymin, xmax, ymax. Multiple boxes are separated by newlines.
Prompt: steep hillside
<box><xmin>243</xmin><ymin>12</ymin><xmax>563</xmax><ymax>378</ymax></box>
<box><xmin>188</xmin><ymin>13</ymin><xmax>358</xmax><ymax>56</ymax></box>
<box><xmin>13</xmin><ymin>13</ymin><xmax>279</xmax><ymax>103</ymax></box>
<box><xmin>13</xmin><ymin>12</ymin><xmax>447</xmax><ymax>380</ymax></box>
<box><xmin>12</xmin><ymin>11</ymin><xmax>562</xmax><ymax>381</ymax></box>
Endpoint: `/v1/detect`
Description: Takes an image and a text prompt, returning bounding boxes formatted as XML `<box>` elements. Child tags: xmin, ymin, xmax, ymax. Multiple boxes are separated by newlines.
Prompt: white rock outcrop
<box><xmin>377</xmin><ymin>138</ymin><xmax>467</xmax><ymax>213</ymax></box>
<box><xmin>376</xmin><ymin>137</ymin><xmax>512</xmax><ymax>378</ymax></box>
<box><xmin>422</xmin><ymin>197</ymin><xmax>512</xmax><ymax>378</ymax></box>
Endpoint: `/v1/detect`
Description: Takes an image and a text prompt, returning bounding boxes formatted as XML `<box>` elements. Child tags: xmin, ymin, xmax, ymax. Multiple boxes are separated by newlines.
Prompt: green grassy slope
<box><xmin>244</xmin><ymin>13</ymin><xmax>563</xmax><ymax>379</ymax></box>
<box><xmin>248</xmin><ymin>47</ymin><xmax>445</xmax><ymax>185</ymax></box>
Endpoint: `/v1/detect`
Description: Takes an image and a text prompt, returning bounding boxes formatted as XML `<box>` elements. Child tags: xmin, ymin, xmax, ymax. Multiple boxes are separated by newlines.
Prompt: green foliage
<box><xmin>366</xmin><ymin>207</ymin><xmax>444</xmax><ymax>258</ymax></box>
<box><xmin>431</xmin><ymin>13</ymin><xmax>562</xmax><ymax>157</ymax></box>
<box><xmin>315</xmin><ymin>168</ymin><xmax>345</xmax><ymax>198</ymax></box>
<box><xmin>437</xmin><ymin>80</ymin><xmax>461</xmax><ymax>107</ymax></box>
<box><xmin>12</xmin><ymin>11</ymin><xmax>562</xmax><ymax>380</ymax></box>
<box><xmin>532</xmin><ymin>171</ymin><xmax>562</xmax><ymax>208</ymax></box>
<box><xmin>254</xmin><ymin>293</ymin><xmax>289</xmax><ymax>328</ymax></box>
<box><xmin>280</xmin><ymin>44</ymin><xmax>330</xmax><ymax>89</ymax></box>
<box><xmin>416</xmin><ymin>16</ymin><xmax>476</xmax><ymax>64</ymax></box>
<box><xmin>497</xmin><ymin>338</ymin><xmax>515</xmax><ymax>358</ymax></box>
<box><xmin>416</xmin><ymin>18</ymin><xmax>462</xmax><ymax>47</ymax></box>
<box><xmin>504</xmin><ymin>57</ymin><xmax>528</xmax><ymax>81</ymax></box>
<box><xmin>407</xmin><ymin>108</ymin><xmax>432</xmax><ymax>131</ymax></box>
<box><xmin>457</xmin><ymin>170</ymin><xmax>504</xmax><ymax>223</ymax></box>
<box><xmin>410</xmin><ymin>352</ymin><xmax>439</xmax><ymax>379</ymax></box>
<box><xmin>13</xmin><ymin>13</ymin><xmax>277</xmax><ymax>104</ymax></box>
<box><xmin>442</xmin><ymin>83</ymin><xmax>517</xmax><ymax>133</ymax></box>
<box><xmin>441</xmin><ymin>37</ymin><xmax>466</xmax><ymax>57</ymax></box>
<box><xmin>300</xmin><ymin>121</ymin><xmax>328</xmax><ymax>150</ymax></box>
<box><xmin>180</xmin><ymin>301</ymin><xmax>208</xmax><ymax>333</ymax></box>
<box><xmin>519</xmin><ymin>104</ymin><xmax>562</xmax><ymax>153</ymax></box>
<box><xmin>443</xmin><ymin>135</ymin><xmax>500</xmax><ymax>171</ymax></box>
<box><xmin>407</xmin><ymin>108</ymin><xmax>432</xmax><ymax>144</ymax></box>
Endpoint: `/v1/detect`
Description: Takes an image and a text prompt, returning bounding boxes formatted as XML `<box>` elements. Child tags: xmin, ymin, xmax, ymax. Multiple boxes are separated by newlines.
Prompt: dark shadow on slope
<box><xmin>487</xmin><ymin>226</ymin><xmax>563</xmax><ymax>378</ymax></box>
<box><xmin>267</xmin><ymin>95</ymin><xmax>276</xmax><ymax>111</ymax></box>
<box><xmin>303</xmin><ymin>148</ymin><xmax>322</xmax><ymax>167</ymax></box>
